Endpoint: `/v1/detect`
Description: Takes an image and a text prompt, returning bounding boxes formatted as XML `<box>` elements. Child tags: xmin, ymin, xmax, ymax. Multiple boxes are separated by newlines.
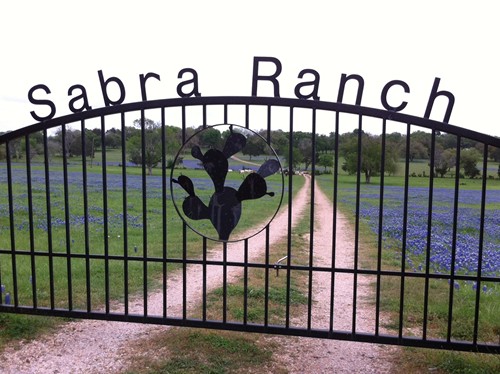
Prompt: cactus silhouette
<box><xmin>173</xmin><ymin>126</ymin><xmax>279</xmax><ymax>241</ymax></box>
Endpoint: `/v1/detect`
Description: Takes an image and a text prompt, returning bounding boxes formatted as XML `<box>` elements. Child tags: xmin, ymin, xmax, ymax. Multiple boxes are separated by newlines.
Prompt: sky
<box><xmin>1</xmin><ymin>1</ymin><xmax>499</xmax><ymax>137</ymax></box>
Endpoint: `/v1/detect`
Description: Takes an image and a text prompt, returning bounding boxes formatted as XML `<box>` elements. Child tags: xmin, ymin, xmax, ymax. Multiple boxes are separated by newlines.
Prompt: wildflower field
<box><xmin>0</xmin><ymin>163</ymin><xmax>283</xmax><ymax>310</ymax></box>
<box><xmin>317</xmin><ymin>173</ymin><xmax>500</xmax><ymax>343</ymax></box>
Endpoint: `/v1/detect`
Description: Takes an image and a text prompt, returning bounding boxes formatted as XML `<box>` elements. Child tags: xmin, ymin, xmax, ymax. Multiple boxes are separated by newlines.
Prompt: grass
<box><xmin>0</xmin><ymin>158</ymin><xmax>290</xmax><ymax>350</ymax></box>
<box><xmin>0</xmin><ymin>313</ymin><xmax>63</xmax><ymax>348</ymax></box>
<box><xmin>315</xmin><ymin>171</ymin><xmax>500</xmax><ymax>372</ymax></box>
<box><xmin>391</xmin><ymin>348</ymin><xmax>500</xmax><ymax>374</ymax></box>
<box><xmin>124</xmin><ymin>329</ymin><xmax>281</xmax><ymax>374</ymax></box>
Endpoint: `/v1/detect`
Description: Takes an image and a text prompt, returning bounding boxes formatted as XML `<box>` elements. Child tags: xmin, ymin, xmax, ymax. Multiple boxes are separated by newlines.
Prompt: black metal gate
<box><xmin>1</xmin><ymin>96</ymin><xmax>499</xmax><ymax>354</ymax></box>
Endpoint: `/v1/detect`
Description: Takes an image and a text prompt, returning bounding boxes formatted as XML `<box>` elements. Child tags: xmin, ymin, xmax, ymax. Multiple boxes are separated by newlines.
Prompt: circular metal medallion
<box><xmin>170</xmin><ymin>124</ymin><xmax>284</xmax><ymax>242</ymax></box>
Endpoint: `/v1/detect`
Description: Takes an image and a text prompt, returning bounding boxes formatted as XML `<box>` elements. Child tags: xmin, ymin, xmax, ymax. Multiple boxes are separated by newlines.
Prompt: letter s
<box><xmin>28</xmin><ymin>84</ymin><xmax>56</xmax><ymax>121</ymax></box>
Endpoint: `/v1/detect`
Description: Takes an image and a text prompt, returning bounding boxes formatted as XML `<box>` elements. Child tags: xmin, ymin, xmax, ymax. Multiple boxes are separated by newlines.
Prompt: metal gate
<box><xmin>0</xmin><ymin>96</ymin><xmax>499</xmax><ymax>354</ymax></box>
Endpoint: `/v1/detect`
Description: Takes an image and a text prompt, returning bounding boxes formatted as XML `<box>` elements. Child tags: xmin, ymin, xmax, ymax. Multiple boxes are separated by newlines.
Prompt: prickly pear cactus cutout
<box><xmin>171</xmin><ymin>124</ymin><xmax>283</xmax><ymax>242</ymax></box>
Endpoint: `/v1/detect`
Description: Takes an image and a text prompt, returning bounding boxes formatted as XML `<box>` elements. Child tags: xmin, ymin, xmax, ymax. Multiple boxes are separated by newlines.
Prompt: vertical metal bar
<box><xmin>182</xmin><ymin>224</ymin><xmax>187</xmax><ymax>320</ymax></box>
<box><xmin>202</xmin><ymin>104</ymin><xmax>207</xmax><ymax>130</ymax></box>
<box><xmin>263</xmin><ymin>230</ymin><xmax>270</xmax><ymax>326</ymax></box>
<box><xmin>329</xmin><ymin>112</ymin><xmax>340</xmax><ymax>333</ymax></box>
<box><xmin>473</xmin><ymin>144</ymin><xmax>488</xmax><ymax>344</ymax></box>
<box><xmin>161</xmin><ymin>107</ymin><xmax>168</xmax><ymax>319</ymax></box>
<box><xmin>6</xmin><ymin>142</ymin><xmax>19</xmax><ymax>307</ymax></box>
<box><xmin>264</xmin><ymin>105</ymin><xmax>271</xmax><ymax>327</ymax></box>
<box><xmin>43</xmin><ymin>130</ymin><xmax>55</xmax><ymax>309</ymax></box>
<box><xmin>25</xmin><ymin>135</ymin><xmax>37</xmax><ymax>308</ymax></box>
<box><xmin>202</xmin><ymin>105</ymin><xmax>208</xmax><ymax>322</ymax></box>
<box><xmin>307</xmin><ymin>109</ymin><xmax>317</xmax><ymax>330</ymax></box>
<box><xmin>398</xmin><ymin>123</ymin><xmax>412</xmax><ymax>339</ymax></box>
<box><xmin>223</xmin><ymin>241</ymin><xmax>228</xmax><ymax>323</ymax></box>
<box><xmin>224</xmin><ymin>104</ymin><xmax>228</xmax><ymax>123</ymax></box>
<box><xmin>181</xmin><ymin>106</ymin><xmax>187</xmax><ymax>320</ymax></box>
<box><xmin>244</xmin><ymin>238</ymin><xmax>249</xmax><ymax>325</ymax></box>
<box><xmin>81</xmin><ymin>120</ymin><xmax>91</xmax><ymax>312</ymax></box>
<box><xmin>285</xmin><ymin>106</ymin><xmax>294</xmax><ymax>328</ymax></box>
<box><xmin>202</xmin><ymin>236</ymin><xmax>207</xmax><ymax>321</ymax></box>
<box><xmin>245</xmin><ymin>104</ymin><xmax>250</xmax><ymax>130</ymax></box>
<box><xmin>423</xmin><ymin>130</ymin><xmax>437</xmax><ymax>339</ymax></box>
<box><xmin>61</xmin><ymin>125</ymin><xmax>73</xmax><ymax>310</ymax></box>
<box><xmin>375</xmin><ymin>118</ymin><xmax>387</xmax><ymax>336</ymax></box>
<box><xmin>352</xmin><ymin>115</ymin><xmax>363</xmax><ymax>334</ymax></box>
<box><xmin>140</xmin><ymin>111</ymin><xmax>148</xmax><ymax>316</ymax></box>
<box><xmin>244</xmin><ymin>104</ymin><xmax>251</xmax><ymax>325</ymax></box>
<box><xmin>100</xmin><ymin>116</ymin><xmax>110</xmax><ymax>314</ymax></box>
<box><xmin>447</xmin><ymin>136</ymin><xmax>461</xmax><ymax>342</ymax></box>
<box><xmin>120</xmin><ymin>113</ymin><xmax>129</xmax><ymax>315</ymax></box>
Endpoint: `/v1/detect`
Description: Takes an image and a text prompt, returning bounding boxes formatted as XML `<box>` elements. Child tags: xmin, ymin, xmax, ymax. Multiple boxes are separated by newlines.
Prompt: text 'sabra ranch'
<box><xmin>28</xmin><ymin>56</ymin><xmax>455</xmax><ymax>124</ymax></box>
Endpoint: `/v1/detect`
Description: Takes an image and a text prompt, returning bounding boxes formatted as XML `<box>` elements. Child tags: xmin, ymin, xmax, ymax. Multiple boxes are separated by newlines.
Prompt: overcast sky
<box><xmin>1</xmin><ymin>1</ymin><xmax>499</xmax><ymax>137</ymax></box>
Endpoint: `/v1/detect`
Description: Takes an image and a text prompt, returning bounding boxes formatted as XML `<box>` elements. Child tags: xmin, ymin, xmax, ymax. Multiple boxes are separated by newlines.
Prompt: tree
<box><xmin>198</xmin><ymin>127</ymin><xmax>222</xmax><ymax>149</ymax></box>
<box><xmin>341</xmin><ymin>131</ymin><xmax>397</xmax><ymax>184</ymax></box>
<box><xmin>0</xmin><ymin>143</ymin><xmax>6</xmax><ymax>161</ymax></box>
<box><xmin>165</xmin><ymin>125</ymin><xmax>182</xmax><ymax>164</ymax></box>
<box><xmin>318</xmin><ymin>153</ymin><xmax>333</xmax><ymax>172</ymax></box>
<box><xmin>54</xmin><ymin>127</ymin><xmax>79</xmax><ymax>158</ymax></box>
<box><xmin>105</xmin><ymin>130</ymin><xmax>121</xmax><ymax>149</ymax></box>
<box><xmin>46</xmin><ymin>138</ymin><xmax>60</xmax><ymax>162</ymax></box>
<box><xmin>316</xmin><ymin>134</ymin><xmax>334</xmax><ymax>154</ymax></box>
<box><xmin>460</xmin><ymin>148</ymin><xmax>481</xmax><ymax>179</ymax></box>
<box><xmin>298</xmin><ymin>137</ymin><xmax>314</xmax><ymax>170</ymax></box>
<box><xmin>283</xmin><ymin>145</ymin><xmax>303</xmax><ymax>171</ymax></box>
<box><xmin>242</xmin><ymin>134</ymin><xmax>265</xmax><ymax>160</ymax></box>
<box><xmin>68</xmin><ymin>129</ymin><xmax>97</xmax><ymax>159</ymax></box>
<box><xmin>434</xmin><ymin>147</ymin><xmax>456</xmax><ymax>177</ymax></box>
<box><xmin>270</xmin><ymin>129</ymin><xmax>288</xmax><ymax>156</ymax></box>
<box><xmin>411</xmin><ymin>130</ymin><xmax>432</xmax><ymax>158</ymax></box>
<box><xmin>489</xmin><ymin>145</ymin><xmax>500</xmax><ymax>162</ymax></box>
<box><xmin>8</xmin><ymin>137</ymin><xmax>23</xmax><ymax>160</ymax></box>
<box><xmin>409</xmin><ymin>140</ymin><xmax>427</xmax><ymax>161</ymax></box>
<box><xmin>127</xmin><ymin>118</ymin><xmax>163</xmax><ymax>175</ymax></box>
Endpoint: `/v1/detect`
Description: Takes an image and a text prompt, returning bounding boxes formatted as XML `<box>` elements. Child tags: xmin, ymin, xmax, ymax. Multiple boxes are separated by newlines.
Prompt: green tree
<box><xmin>411</xmin><ymin>131</ymin><xmax>432</xmax><ymax>159</ymax></box>
<box><xmin>434</xmin><ymin>147</ymin><xmax>456</xmax><ymax>177</ymax></box>
<box><xmin>69</xmin><ymin>129</ymin><xmax>97</xmax><ymax>159</ymax></box>
<box><xmin>242</xmin><ymin>134</ymin><xmax>265</xmax><ymax>160</ymax></box>
<box><xmin>341</xmin><ymin>131</ymin><xmax>397</xmax><ymax>184</ymax></box>
<box><xmin>409</xmin><ymin>140</ymin><xmax>427</xmax><ymax>161</ymax></box>
<box><xmin>298</xmin><ymin>138</ymin><xmax>314</xmax><ymax>170</ymax></box>
<box><xmin>105</xmin><ymin>130</ymin><xmax>121</xmax><ymax>149</ymax></box>
<box><xmin>165</xmin><ymin>125</ymin><xmax>182</xmax><ymax>165</ymax></box>
<box><xmin>461</xmin><ymin>148</ymin><xmax>481</xmax><ymax>179</ymax></box>
<box><xmin>127</xmin><ymin>118</ymin><xmax>163</xmax><ymax>176</ymax></box>
<box><xmin>53</xmin><ymin>127</ymin><xmax>79</xmax><ymax>158</ymax></box>
<box><xmin>489</xmin><ymin>145</ymin><xmax>500</xmax><ymax>162</ymax></box>
<box><xmin>270</xmin><ymin>129</ymin><xmax>288</xmax><ymax>156</ymax></box>
<box><xmin>318</xmin><ymin>153</ymin><xmax>333</xmax><ymax>172</ymax></box>
<box><xmin>0</xmin><ymin>142</ymin><xmax>6</xmax><ymax>161</ymax></box>
<box><xmin>199</xmin><ymin>127</ymin><xmax>222</xmax><ymax>149</ymax></box>
<box><xmin>283</xmin><ymin>145</ymin><xmax>303</xmax><ymax>171</ymax></box>
<box><xmin>316</xmin><ymin>134</ymin><xmax>334</xmax><ymax>154</ymax></box>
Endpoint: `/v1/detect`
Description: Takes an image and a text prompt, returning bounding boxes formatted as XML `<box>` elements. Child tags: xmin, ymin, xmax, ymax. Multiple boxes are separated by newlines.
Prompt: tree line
<box><xmin>1</xmin><ymin>122</ymin><xmax>499</xmax><ymax>181</ymax></box>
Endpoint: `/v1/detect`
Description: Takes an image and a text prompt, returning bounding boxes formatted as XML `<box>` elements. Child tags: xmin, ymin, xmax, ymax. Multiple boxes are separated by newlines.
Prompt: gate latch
<box><xmin>273</xmin><ymin>256</ymin><xmax>288</xmax><ymax>277</ymax></box>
